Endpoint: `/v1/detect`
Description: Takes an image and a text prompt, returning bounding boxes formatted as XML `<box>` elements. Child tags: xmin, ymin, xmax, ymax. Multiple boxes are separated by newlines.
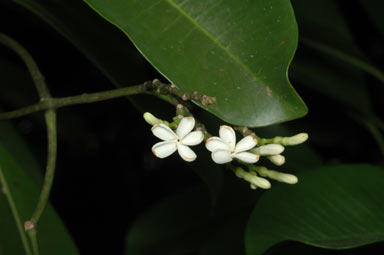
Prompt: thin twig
<box><xmin>1</xmin><ymin>33</ymin><xmax>56</xmax><ymax>255</ymax></box>
<box><xmin>27</xmin><ymin>229</ymin><xmax>39</xmax><ymax>255</ymax></box>
<box><xmin>152</xmin><ymin>79</ymin><xmax>216</xmax><ymax>106</ymax></box>
<box><xmin>0</xmin><ymin>33</ymin><xmax>50</xmax><ymax>99</ymax></box>
<box><xmin>0</xmin><ymin>80</ymin><xmax>215</xmax><ymax>120</ymax></box>
<box><xmin>30</xmin><ymin>110</ymin><xmax>57</xmax><ymax>224</ymax></box>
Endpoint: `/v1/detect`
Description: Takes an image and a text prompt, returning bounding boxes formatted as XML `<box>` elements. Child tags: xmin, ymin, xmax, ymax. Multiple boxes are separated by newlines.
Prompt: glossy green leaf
<box><xmin>12</xmin><ymin>0</ymin><xmax>307</xmax><ymax>127</ymax></box>
<box><xmin>83</xmin><ymin>0</ymin><xmax>307</xmax><ymax>127</ymax></box>
<box><xmin>0</xmin><ymin>122</ymin><xmax>78</xmax><ymax>255</ymax></box>
<box><xmin>246</xmin><ymin>164</ymin><xmax>384</xmax><ymax>254</ymax></box>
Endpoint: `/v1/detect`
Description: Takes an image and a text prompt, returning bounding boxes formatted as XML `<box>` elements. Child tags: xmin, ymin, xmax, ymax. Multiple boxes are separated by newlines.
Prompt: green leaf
<box><xmin>12</xmin><ymin>0</ymin><xmax>307</xmax><ymax>126</ymax></box>
<box><xmin>82</xmin><ymin>0</ymin><xmax>307</xmax><ymax>127</ymax></box>
<box><xmin>245</xmin><ymin>164</ymin><xmax>384</xmax><ymax>254</ymax></box>
<box><xmin>0</xmin><ymin>122</ymin><xmax>78</xmax><ymax>255</ymax></box>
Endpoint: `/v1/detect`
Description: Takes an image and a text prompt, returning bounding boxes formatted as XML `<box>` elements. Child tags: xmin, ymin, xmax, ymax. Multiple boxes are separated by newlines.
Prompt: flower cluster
<box><xmin>144</xmin><ymin>112</ymin><xmax>308</xmax><ymax>190</ymax></box>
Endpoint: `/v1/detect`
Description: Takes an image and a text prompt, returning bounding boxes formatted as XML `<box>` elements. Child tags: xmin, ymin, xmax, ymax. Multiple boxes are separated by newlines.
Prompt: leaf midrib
<box><xmin>166</xmin><ymin>0</ymin><xmax>263</xmax><ymax>84</ymax></box>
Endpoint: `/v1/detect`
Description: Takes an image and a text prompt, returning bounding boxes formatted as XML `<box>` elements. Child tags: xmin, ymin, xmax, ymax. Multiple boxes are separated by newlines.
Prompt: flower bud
<box><xmin>250</xmin><ymin>184</ymin><xmax>258</xmax><ymax>190</ymax></box>
<box><xmin>246</xmin><ymin>172</ymin><xmax>271</xmax><ymax>189</ymax></box>
<box><xmin>143</xmin><ymin>112</ymin><xmax>168</xmax><ymax>126</ymax></box>
<box><xmin>236</xmin><ymin>168</ymin><xmax>271</xmax><ymax>189</ymax></box>
<box><xmin>276</xmin><ymin>173</ymin><xmax>298</xmax><ymax>184</ymax></box>
<box><xmin>282</xmin><ymin>133</ymin><xmax>308</xmax><ymax>146</ymax></box>
<box><xmin>268</xmin><ymin>155</ymin><xmax>285</xmax><ymax>166</ymax></box>
<box><xmin>254</xmin><ymin>144</ymin><xmax>284</xmax><ymax>156</ymax></box>
<box><xmin>258</xmin><ymin>168</ymin><xmax>298</xmax><ymax>184</ymax></box>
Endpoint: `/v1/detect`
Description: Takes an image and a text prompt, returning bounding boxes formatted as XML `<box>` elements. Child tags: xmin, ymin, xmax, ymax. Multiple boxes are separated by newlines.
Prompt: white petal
<box><xmin>205</xmin><ymin>137</ymin><xmax>230</xmax><ymax>152</ymax></box>
<box><xmin>176</xmin><ymin>117</ymin><xmax>195</xmax><ymax>139</ymax></box>
<box><xmin>219</xmin><ymin>125</ymin><xmax>236</xmax><ymax>150</ymax></box>
<box><xmin>234</xmin><ymin>135</ymin><xmax>258</xmax><ymax>153</ymax></box>
<box><xmin>233</xmin><ymin>152</ymin><xmax>260</xmax><ymax>163</ymax></box>
<box><xmin>151</xmin><ymin>124</ymin><xmax>177</xmax><ymax>141</ymax></box>
<box><xmin>181</xmin><ymin>131</ymin><xmax>204</xmax><ymax>146</ymax></box>
<box><xmin>211</xmin><ymin>150</ymin><xmax>233</xmax><ymax>164</ymax></box>
<box><xmin>177</xmin><ymin>144</ymin><xmax>197</xmax><ymax>162</ymax></box>
<box><xmin>152</xmin><ymin>141</ymin><xmax>177</xmax><ymax>158</ymax></box>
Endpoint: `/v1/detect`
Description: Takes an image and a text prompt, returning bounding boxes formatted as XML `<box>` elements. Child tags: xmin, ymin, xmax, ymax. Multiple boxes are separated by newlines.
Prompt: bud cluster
<box><xmin>143</xmin><ymin>107</ymin><xmax>308</xmax><ymax>190</ymax></box>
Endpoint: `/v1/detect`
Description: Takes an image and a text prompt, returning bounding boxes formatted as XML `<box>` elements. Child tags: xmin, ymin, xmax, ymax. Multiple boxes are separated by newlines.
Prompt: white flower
<box><xmin>205</xmin><ymin>125</ymin><xmax>259</xmax><ymax>164</ymax></box>
<box><xmin>151</xmin><ymin>117</ymin><xmax>204</xmax><ymax>162</ymax></box>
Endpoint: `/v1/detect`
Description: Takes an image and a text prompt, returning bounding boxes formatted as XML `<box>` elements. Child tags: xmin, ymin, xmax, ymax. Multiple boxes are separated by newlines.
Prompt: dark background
<box><xmin>1</xmin><ymin>0</ymin><xmax>384</xmax><ymax>254</ymax></box>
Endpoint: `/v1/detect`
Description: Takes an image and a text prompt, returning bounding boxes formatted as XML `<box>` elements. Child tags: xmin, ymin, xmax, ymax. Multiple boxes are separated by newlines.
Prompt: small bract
<box><xmin>151</xmin><ymin>117</ymin><xmax>204</xmax><ymax>162</ymax></box>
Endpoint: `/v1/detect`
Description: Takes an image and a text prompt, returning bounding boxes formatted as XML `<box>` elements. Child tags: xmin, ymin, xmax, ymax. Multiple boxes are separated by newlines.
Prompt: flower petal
<box><xmin>205</xmin><ymin>137</ymin><xmax>230</xmax><ymax>152</ymax></box>
<box><xmin>219</xmin><ymin>125</ymin><xmax>236</xmax><ymax>150</ymax></box>
<box><xmin>177</xmin><ymin>144</ymin><xmax>197</xmax><ymax>162</ymax></box>
<box><xmin>151</xmin><ymin>124</ymin><xmax>177</xmax><ymax>141</ymax></box>
<box><xmin>152</xmin><ymin>141</ymin><xmax>177</xmax><ymax>158</ymax></box>
<box><xmin>181</xmin><ymin>131</ymin><xmax>204</xmax><ymax>146</ymax></box>
<box><xmin>234</xmin><ymin>135</ymin><xmax>257</xmax><ymax>153</ymax></box>
<box><xmin>211</xmin><ymin>150</ymin><xmax>233</xmax><ymax>164</ymax></box>
<box><xmin>233</xmin><ymin>152</ymin><xmax>259</xmax><ymax>163</ymax></box>
<box><xmin>176</xmin><ymin>117</ymin><xmax>195</xmax><ymax>139</ymax></box>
